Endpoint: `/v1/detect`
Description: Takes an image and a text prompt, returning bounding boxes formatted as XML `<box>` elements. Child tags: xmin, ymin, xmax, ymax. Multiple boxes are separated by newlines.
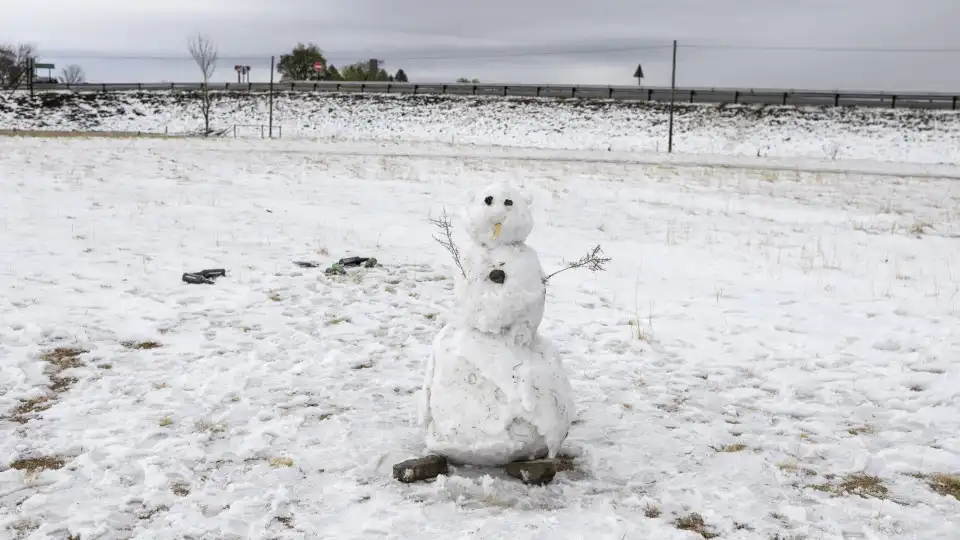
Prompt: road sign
<box><xmin>35</xmin><ymin>63</ymin><xmax>55</xmax><ymax>69</ymax></box>
<box><xmin>313</xmin><ymin>61</ymin><xmax>324</xmax><ymax>72</ymax></box>
<box><xmin>633</xmin><ymin>64</ymin><xmax>644</xmax><ymax>79</ymax></box>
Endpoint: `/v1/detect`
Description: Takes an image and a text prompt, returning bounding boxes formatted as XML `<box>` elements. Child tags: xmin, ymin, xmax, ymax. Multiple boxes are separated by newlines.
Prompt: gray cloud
<box><xmin>3</xmin><ymin>0</ymin><xmax>959</xmax><ymax>91</ymax></box>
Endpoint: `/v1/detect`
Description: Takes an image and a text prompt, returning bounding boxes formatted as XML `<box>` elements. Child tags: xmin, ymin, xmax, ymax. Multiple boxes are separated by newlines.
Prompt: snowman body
<box><xmin>419</xmin><ymin>183</ymin><xmax>574</xmax><ymax>467</ymax></box>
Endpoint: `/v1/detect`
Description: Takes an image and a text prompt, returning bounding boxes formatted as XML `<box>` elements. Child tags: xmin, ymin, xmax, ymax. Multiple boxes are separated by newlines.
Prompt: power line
<box><xmin>679</xmin><ymin>44</ymin><xmax>960</xmax><ymax>53</ymax></box>
<box><xmin>38</xmin><ymin>43</ymin><xmax>960</xmax><ymax>62</ymax></box>
<box><xmin>42</xmin><ymin>45</ymin><xmax>673</xmax><ymax>62</ymax></box>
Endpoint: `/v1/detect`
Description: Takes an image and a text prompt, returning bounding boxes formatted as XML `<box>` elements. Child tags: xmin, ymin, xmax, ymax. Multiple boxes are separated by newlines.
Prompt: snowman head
<box><xmin>463</xmin><ymin>182</ymin><xmax>534</xmax><ymax>247</ymax></box>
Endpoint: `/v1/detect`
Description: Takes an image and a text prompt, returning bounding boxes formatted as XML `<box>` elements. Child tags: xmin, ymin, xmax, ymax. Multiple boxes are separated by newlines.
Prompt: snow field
<box><xmin>0</xmin><ymin>137</ymin><xmax>959</xmax><ymax>539</ymax></box>
<box><xmin>2</xmin><ymin>91</ymin><xmax>960</xmax><ymax>165</ymax></box>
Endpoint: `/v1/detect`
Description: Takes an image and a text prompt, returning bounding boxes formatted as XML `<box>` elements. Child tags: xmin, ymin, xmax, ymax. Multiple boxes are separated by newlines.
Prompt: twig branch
<box><xmin>543</xmin><ymin>244</ymin><xmax>611</xmax><ymax>284</ymax></box>
<box><xmin>428</xmin><ymin>208</ymin><xmax>466</xmax><ymax>278</ymax></box>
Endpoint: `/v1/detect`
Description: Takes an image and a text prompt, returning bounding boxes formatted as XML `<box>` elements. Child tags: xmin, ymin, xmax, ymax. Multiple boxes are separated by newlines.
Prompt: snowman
<box><xmin>418</xmin><ymin>181</ymin><xmax>575</xmax><ymax>468</ymax></box>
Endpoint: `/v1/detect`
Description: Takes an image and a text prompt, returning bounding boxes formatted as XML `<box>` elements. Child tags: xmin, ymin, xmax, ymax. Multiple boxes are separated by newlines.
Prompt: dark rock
<box><xmin>294</xmin><ymin>261</ymin><xmax>320</xmax><ymax>268</ymax></box>
<box><xmin>363</xmin><ymin>258</ymin><xmax>378</xmax><ymax>268</ymax></box>
<box><xmin>505</xmin><ymin>459</ymin><xmax>557</xmax><ymax>485</ymax></box>
<box><xmin>392</xmin><ymin>455</ymin><xmax>448</xmax><ymax>483</ymax></box>
<box><xmin>489</xmin><ymin>269</ymin><xmax>506</xmax><ymax>284</ymax></box>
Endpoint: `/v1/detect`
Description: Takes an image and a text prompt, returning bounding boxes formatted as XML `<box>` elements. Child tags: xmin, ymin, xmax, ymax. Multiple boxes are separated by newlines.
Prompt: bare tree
<box><xmin>187</xmin><ymin>33</ymin><xmax>218</xmax><ymax>136</ymax></box>
<box><xmin>0</xmin><ymin>43</ymin><xmax>35</xmax><ymax>90</ymax></box>
<box><xmin>60</xmin><ymin>64</ymin><xmax>85</xmax><ymax>85</ymax></box>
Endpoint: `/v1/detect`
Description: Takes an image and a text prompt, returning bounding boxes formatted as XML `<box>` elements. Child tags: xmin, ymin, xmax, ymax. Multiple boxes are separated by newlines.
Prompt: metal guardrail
<box><xmin>28</xmin><ymin>81</ymin><xmax>960</xmax><ymax>110</ymax></box>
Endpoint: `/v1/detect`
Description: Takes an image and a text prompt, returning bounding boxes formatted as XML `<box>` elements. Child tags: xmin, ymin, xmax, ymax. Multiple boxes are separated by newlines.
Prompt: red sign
<box><xmin>313</xmin><ymin>61</ymin><xmax>324</xmax><ymax>72</ymax></box>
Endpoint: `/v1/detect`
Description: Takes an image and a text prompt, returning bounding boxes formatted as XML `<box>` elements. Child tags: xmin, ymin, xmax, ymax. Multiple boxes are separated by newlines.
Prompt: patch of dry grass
<box><xmin>4</xmin><ymin>347</ymin><xmax>87</xmax><ymax>423</ymax></box>
<box><xmin>9</xmin><ymin>518</ymin><xmax>40</xmax><ymax>539</ymax></box>
<box><xmin>9</xmin><ymin>455</ymin><xmax>66</xmax><ymax>473</ymax></box>
<box><xmin>122</xmin><ymin>340</ymin><xmax>162</xmax><ymax>350</ymax></box>
<box><xmin>913</xmin><ymin>473</ymin><xmax>960</xmax><ymax>500</ymax></box>
<box><xmin>711</xmin><ymin>443</ymin><xmax>748</xmax><ymax>453</ymax></box>
<box><xmin>41</xmin><ymin>347</ymin><xmax>87</xmax><ymax>371</ymax></box>
<box><xmin>674</xmin><ymin>513</ymin><xmax>719</xmax><ymax>538</ymax></box>
<box><xmin>170</xmin><ymin>480</ymin><xmax>191</xmax><ymax>496</ymax></box>
<box><xmin>847</xmin><ymin>425</ymin><xmax>876</xmax><ymax>436</ymax></box>
<box><xmin>135</xmin><ymin>504</ymin><xmax>170</xmax><ymax>520</ymax></box>
<box><xmin>269</xmin><ymin>457</ymin><xmax>295</xmax><ymax>468</ymax></box>
<box><xmin>810</xmin><ymin>473</ymin><xmax>889</xmax><ymax>499</ymax></box>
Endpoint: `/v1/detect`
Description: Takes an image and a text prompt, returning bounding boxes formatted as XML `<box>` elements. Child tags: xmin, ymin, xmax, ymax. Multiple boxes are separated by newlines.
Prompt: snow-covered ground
<box><xmin>1</xmin><ymin>136</ymin><xmax>959</xmax><ymax>539</ymax></box>
<box><xmin>2</xmin><ymin>90</ymin><xmax>960</xmax><ymax>165</ymax></box>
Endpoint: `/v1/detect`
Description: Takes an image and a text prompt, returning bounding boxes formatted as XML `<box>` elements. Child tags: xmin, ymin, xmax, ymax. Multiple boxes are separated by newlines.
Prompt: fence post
<box><xmin>891</xmin><ymin>95</ymin><xmax>897</xmax><ymax>109</ymax></box>
<box><xmin>953</xmin><ymin>96</ymin><xmax>958</xmax><ymax>110</ymax></box>
<box><xmin>268</xmin><ymin>55</ymin><xmax>275</xmax><ymax>139</ymax></box>
<box><xmin>667</xmin><ymin>39</ymin><xmax>678</xmax><ymax>153</ymax></box>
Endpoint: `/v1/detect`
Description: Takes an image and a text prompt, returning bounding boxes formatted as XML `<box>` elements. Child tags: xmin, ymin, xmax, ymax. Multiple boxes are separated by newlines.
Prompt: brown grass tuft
<box><xmin>122</xmin><ymin>340</ymin><xmax>162</xmax><ymax>350</ymax></box>
<box><xmin>674</xmin><ymin>513</ymin><xmax>719</xmax><ymax>538</ymax></box>
<box><xmin>712</xmin><ymin>443</ymin><xmax>748</xmax><ymax>453</ymax></box>
<box><xmin>4</xmin><ymin>347</ymin><xmax>88</xmax><ymax>423</ymax></box>
<box><xmin>847</xmin><ymin>425</ymin><xmax>876</xmax><ymax>436</ymax></box>
<box><xmin>9</xmin><ymin>455</ymin><xmax>66</xmax><ymax>473</ymax></box>
<box><xmin>40</xmin><ymin>347</ymin><xmax>88</xmax><ymax>371</ymax></box>
<box><xmin>170</xmin><ymin>480</ymin><xmax>191</xmax><ymax>496</ymax></box>
<box><xmin>810</xmin><ymin>473</ymin><xmax>889</xmax><ymax>499</ymax></box>
<box><xmin>925</xmin><ymin>473</ymin><xmax>960</xmax><ymax>500</ymax></box>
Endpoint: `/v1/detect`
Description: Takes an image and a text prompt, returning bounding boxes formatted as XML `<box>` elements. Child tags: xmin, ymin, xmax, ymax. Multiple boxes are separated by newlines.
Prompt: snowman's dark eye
<box><xmin>504</xmin><ymin>199</ymin><xmax>514</xmax><ymax>207</ymax></box>
<box><xmin>484</xmin><ymin>196</ymin><xmax>493</xmax><ymax>205</ymax></box>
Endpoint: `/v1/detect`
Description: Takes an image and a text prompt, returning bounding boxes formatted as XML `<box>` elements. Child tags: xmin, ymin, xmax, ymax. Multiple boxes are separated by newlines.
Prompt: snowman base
<box><xmin>391</xmin><ymin>455</ymin><xmax>560</xmax><ymax>486</ymax></box>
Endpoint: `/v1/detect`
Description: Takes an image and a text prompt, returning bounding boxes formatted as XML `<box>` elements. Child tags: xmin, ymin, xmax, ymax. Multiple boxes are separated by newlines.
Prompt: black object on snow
<box><xmin>296</xmin><ymin>257</ymin><xmax>378</xmax><ymax>270</ymax></box>
<box><xmin>338</xmin><ymin>256</ymin><xmax>369</xmax><ymax>267</ymax></box>
<box><xmin>182</xmin><ymin>268</ymin><xmax>227</xmax><ymax>285</ymax></box>
<box><xmin>489</xmin><ymin>269</ymin><xmax>506</xmax><ymax>284</ymax></box>
<box><xmin>199</xmin><ymin>269</ymin><xmax>226</xmax><ymax>278</ymax></box>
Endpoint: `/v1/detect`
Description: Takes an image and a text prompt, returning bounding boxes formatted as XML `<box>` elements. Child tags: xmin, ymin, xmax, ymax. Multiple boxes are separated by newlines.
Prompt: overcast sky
<box><xmin>3</xmin><ymin>0</ymin><xmax>959</xmax><ymax>90</ymax></box>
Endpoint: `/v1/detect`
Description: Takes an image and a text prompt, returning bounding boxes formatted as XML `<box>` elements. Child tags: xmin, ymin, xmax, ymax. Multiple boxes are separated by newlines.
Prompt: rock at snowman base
<box><xmin>392</xmin><ymin>455</ymin><xmax>449</xmax><ymax>483</ymax></box>
<box><xmin>505</xmin><ymin>459</ymin><xmax>558</xmax><ymax>485</ymax></box>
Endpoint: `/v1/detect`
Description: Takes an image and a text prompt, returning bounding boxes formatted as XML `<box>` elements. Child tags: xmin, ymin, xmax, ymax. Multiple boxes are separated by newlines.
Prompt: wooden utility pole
<box><xmin>668</xmin><ymin>40</ymin><xmax>677</xmax><ymax>153</ymax></box>
<box><xmin>268</xmin><ymin>56</ymin><xmax>275</xmax><ymax>138</ymax></box>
